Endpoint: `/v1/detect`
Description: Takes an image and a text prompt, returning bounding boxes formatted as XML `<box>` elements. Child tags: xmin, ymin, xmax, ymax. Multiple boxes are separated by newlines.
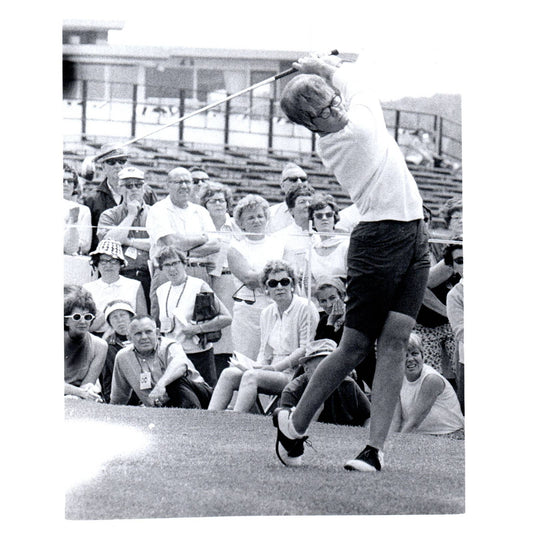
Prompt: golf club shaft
<box><xmin>96</xmin><ymin>49</ymin><xmax>340</xmax><ymax>159</ymax></box>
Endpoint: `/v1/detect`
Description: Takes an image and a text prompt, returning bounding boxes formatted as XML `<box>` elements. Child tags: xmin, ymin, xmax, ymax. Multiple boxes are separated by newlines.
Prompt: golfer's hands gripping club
<box><xmin>292</xmin><ymin>50</ymin><xmax>342</xmax><ymax>81</ymax></box>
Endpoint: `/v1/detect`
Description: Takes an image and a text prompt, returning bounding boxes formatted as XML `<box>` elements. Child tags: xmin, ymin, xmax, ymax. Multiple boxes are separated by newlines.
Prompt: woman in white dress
<box><xmin>226</xmin><ymin>195</ymin><xmax>285</xmax><ymax>359</ymax></box>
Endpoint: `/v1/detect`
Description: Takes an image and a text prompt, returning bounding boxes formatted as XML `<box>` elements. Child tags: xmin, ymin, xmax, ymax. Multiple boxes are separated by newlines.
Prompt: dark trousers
<box><xmin>122</xmin><ymin>268</ymin><xmax>152</xmax><ymax>310</ymax></box>
<box><xmin>165</xmin><ymin>374</ymin><xmax>213</xmax><ymax>409</ymax></box>
<box><xmin>187</xmin><ymin>348</ymin><xmax>217</xmax><ymax>388</ymax></box>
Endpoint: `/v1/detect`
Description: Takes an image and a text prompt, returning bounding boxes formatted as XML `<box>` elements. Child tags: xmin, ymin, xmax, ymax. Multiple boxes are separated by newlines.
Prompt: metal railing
<box><xmin>63</xmin><ymin>79</ymin><xmax>462</xmax><ymax>163</ymax></box>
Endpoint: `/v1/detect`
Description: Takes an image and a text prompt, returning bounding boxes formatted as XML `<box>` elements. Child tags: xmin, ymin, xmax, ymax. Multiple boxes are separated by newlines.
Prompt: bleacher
<box><xmin>63</xmin><ymin>137</ymin><xmax>461</xmax><ymax>228</ymax></box>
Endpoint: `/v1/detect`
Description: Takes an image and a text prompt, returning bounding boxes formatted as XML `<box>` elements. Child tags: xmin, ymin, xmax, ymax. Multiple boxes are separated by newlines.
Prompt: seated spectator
<box><xmin>208</xmin><ymin>259</ymin><xmax>319</xmax><ymax>413</ymax></box>
<box><xmin>390</xmin><ymin>333</ymin><xmax>464</xmax><ymax>435</ymax></box>
<box><xmin>110</xmin><ymin>315</ymin><xmax>212</xmax><ymax>408</ymax></box>
<box><xmin>266</xmin><ymin>163</ymin><xmax>309</xmax><ymax>234</ymax></box>
<box><xmin>404</xmin><ymin>129</ymin><xmax>441</xmax><ymax>168</ymax></box>
<box><xmin>280</xmin><ymin>338</ymin><xmax>371</xmax><ymax>427</ymax></box>
<box><xmin>83</xmin><ymin>239</ymin><xmax>147</xmax><ymax>336</ymax></box>
<box><xmin>197</xmin><ymin>181</ymin><xmax>240</xmax><ymax>376</ymax></box>
<box><xmin>314</xmin><ymin>277</ymin><xmax>375</xmax><ymax>391</ymax></box>
<box><xmin>99</xmin><ymin>300</ymin><xmax>135</xmax><ymax>403</ymax></box>
<box><xmin>446</xmin><ymin>243</ymin><xmax>464</xmax><ymax>413</ymax></box>
<box><xmin>306</xmin><ymin>193</ymin><xmax>349</xmax><ymax>289</ymax></box>
<box><xmin>227</xmin><ymin>194</ymin><xmax>285</xmax><ymax>359</ymax></box>
<box><xmin>64</xmin><ymin>162</ymin><xmax>95</xmax><ymax>285</ymax></box>
<box><xmin>152</xmin><ymin>245</ymin><xmax>232</xmax><ymax>387</ymax></box>
<box><xmin>64</xmin><ymin>286</ymin><xmax>107</xmax><ymax>401</ymax></box>
<box><xmin>414</xmin><ymin>211</ymin><xmax>462</xmax><ymax>383</ymax></box>
<box><xmin>97</xmin><ymin>166</ymin><xmax>152</xmax><ymax>308</ymax></box>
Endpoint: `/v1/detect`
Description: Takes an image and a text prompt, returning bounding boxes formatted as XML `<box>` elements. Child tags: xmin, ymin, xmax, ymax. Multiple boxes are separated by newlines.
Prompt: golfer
<box><xmin>273</xmin><ymin>52</ymin><xmax>430</xmax><ymax>471</ymax></box>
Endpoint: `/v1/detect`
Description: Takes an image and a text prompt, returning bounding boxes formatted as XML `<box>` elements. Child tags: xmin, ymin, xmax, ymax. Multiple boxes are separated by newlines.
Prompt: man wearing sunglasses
<box><xmin>266</xmin><ymin>162</ymin><xmax>309</xmax><ymax>234</ymax></box>
<box><xmin>273</xmin><ymin>52</ymin><xmax>430</xmax><ymax>473</ymax></box>
<box><xmin>83</xmin><ymin>143</ymin><xmax>158</xmax><ymax>252</ymax></box>
<box><xmin>97</xmin><ymin>166</ymin><xmax>152</xmax><ymax>308</ymax></box>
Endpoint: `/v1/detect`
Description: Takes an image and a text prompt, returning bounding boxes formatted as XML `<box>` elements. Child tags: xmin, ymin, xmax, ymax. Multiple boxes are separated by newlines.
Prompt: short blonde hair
<box><xmin>233</xmin><ymin>194</ymin><xmax>270</xmax><ymax>229</ymax></box>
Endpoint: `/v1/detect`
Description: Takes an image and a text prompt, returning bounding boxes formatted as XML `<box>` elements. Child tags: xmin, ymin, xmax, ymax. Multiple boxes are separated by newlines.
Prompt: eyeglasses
<box><xmin>283</xmin><ymin>176</ymin><xmax>308</xmax><ymax>184</ymax></box>
<box><xmin>161</xmin><ymin>260</ymin><xmax>183</xmax><ymax>269</ymax></box>
<box><xmin>316</xmin><ymin>94</ymin><xmax>342</xmax><ymax>120</ymax></box>
<box><xmin>63</xmin><ymin>178</ymin><xmax>76</xmax><ymax>184</ymax></box>
<box><xmin>123</xmin><ymin>182</ymin><xmax>144</xmax><ymax>190</ymax></box>
<box><xmin>169</xmin><ymin>179</ymin><xmax>192</xmax><ymax>186</ymax></box>
<box><xmin>105</xmin><ymin>158</ymin><xmax>127</xmax><ymax>166</ymax></box>
<box><xmin>98</xmin><ymin>257</ymin><xmax>120</xmax><ymax>265</ymax></box>
<box><xmin>266</xmin><ymin>278</ymin><xmax>291</xmax><ymax>288</ymax></box>
<box><xmin>314</xmin><ymin>211</ymin><xmax>334</xmax><ymax>220</ymax></box>
<box><xmin>64</xmin><ymin>313</ymin><xmax>95</xmax><ymax>322</ymax></box>
<box><xmin>453</xmin><ymin>257</ymin><xmax>464</xmax><ymax>265</ymax></box>
<box><xmin>232</xmin><ymin>284</ymin><xmax>256</xmax><ymax>305</ymax></box>
<box><xmin>207</xmin><ymin>197</ymin><xmax>227</xmax><ymax>204</ymax></box>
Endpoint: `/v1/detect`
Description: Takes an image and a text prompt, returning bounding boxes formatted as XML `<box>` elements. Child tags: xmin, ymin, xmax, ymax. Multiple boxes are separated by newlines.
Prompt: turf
<box><xmin>64</xmin><ymin>399</ymin><xmax>464</xmax><ymax>519</ymax></box>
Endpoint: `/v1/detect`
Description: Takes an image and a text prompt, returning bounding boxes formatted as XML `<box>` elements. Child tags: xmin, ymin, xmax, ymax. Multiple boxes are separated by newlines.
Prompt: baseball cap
<box><xmin>118</xmin><ymin>166</ymin><xmax>145</xmax><ymax>180</ymax></box>
<box><xmin>281</xmin><ymin>162</ymin><xmax>307</xmax><ymax>182</ymax></box>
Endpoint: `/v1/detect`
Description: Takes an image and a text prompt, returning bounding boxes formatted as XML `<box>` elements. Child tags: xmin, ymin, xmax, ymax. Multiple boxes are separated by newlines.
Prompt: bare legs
<box><xmin>291</xmin><ymin>311</ymin><xmax>415</xmax><ymax>452</ymax></box>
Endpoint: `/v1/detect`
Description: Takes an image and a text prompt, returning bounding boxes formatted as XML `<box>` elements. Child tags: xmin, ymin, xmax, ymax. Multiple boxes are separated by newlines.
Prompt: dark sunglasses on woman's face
<box><xmin>64</xmin><ymin>313</ymin><xmax>95</xmax><ymax>322</ymax></box>
<box><xmin>232</xmin><ymin>284</ymin><xmax>256</xmax><ymax>305</ymax></box>
<box><xmin>314</xmin><ymin>212</ymin><xmax>334</xmax><ymax>220</ymax></box>
<box><xmin>266</xmin><ymin>278</ymin><xmax>291</xmax><ymax>288</ymax></box>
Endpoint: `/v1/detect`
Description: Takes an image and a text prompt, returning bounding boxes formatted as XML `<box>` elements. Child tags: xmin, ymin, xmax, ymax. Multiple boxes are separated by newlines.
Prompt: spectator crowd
<box><xmin>64</xmin><ymin>148</ymin><xmax>464</xmax><ymax>436</ymax></box>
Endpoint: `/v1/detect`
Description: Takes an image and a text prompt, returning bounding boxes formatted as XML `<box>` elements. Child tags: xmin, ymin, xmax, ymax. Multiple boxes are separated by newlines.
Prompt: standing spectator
<box><xmin>266</xmin><ymin>163</ymin><xmax>309</xmax><ymax>234</ymax></box>
<box><xmin>97</xmin><ymin>166</ymin><xmax>152</xmax><ymax>308</ymax></box>
<box><xmin>64</xmin><ymin>286</ymin><xmax>107</xmax><ymax>401</ymax></box>
<box><xmin>99</xmin><ymin>300</ymin><xmax>135</xmax><ymax>404</ymax></box>
<box><xmin>307</xmin><ymin>193</ymin><xmax>349</xmax><ymax>288</ymax></box>
<box><xmin>198</xmin><ymin>181</ymin><xmax>241</xmax><ymax>376</ymax></box>
<box><xmin>189</xmin><ymin>166</ymin><xmax>211</xmax><ymax>204</ymax></box>
<box><xmin>64</xmin><ymin>162</ymin><xmax>95</xmax><ymax>285</ymax></box>
<box><xmin>83</xmin><ymin>143</ymin><xmax>158</xmax><ymax>251</ymax></box>
<box><xmin>440</xmin><ymin>197</ymin><xmax>463</xmax><ymax>237</ymax></box>
<box><xmin>390</xmin><ymin>333</ymin><xmax>464</xmax><ymax>435</ymax></box>
<box><xmin>276</xmin><ymin>183</ymin><xmax>317</xmax><ymax>288</ymax></box>
<box><xmin>83</xmin><ymin>239</ymin><xmax>147</xmax><ymax>336</ymax></box>
<box><xmin>227</xmin><ymin>194</ymin><xmax>285</xmax><ymax>359</ymax></box>
<box><xmin>153</xmin><ymin>246</ymin><xmax>232</xmax><ymax>387</ymax></box>
<box><xmin>446</xmin><ymin>241</ymin><xmax>464</xmax><ymax>413</ymax></box>
<box><xmin>208</xmin><ymin>259</ymin><xmax>319</xmax><ymax>413</ymax></box>
<box><xmin>111</xmin><ymin>315</ymin><xmax>212</xmax><ymax>408</ymax></box>
<box><xmin>145</xmin><ymin>166</ymin><xmax>221</xmax><ymax>311</ymax></box>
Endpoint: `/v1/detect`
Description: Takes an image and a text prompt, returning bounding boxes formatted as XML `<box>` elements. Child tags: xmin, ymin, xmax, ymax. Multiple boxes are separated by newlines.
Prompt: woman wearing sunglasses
<box><xmin>64</xmin><ymin>285</ymin><xmax>107</xmax><ymax>401</ymax></box>
<box><xmin>209</xmin><ymin>260</ymin><xmax>319</xmax><ymax>412</ymax></box>
<box><xmin>226</xmin><ymin>194</ymin><xmax>285</xmax><ymax>359</ymax></box>
<box><xmin>306</xmin><ymin>193</ymin><xmax>349</xmax><ymax>290</ymax></box>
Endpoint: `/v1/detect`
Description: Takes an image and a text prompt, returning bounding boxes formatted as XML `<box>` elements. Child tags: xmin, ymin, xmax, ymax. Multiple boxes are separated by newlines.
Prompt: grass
<box><xmin>64</xmin><ymin>399</ymin><xmax>464</xmax><ymax>520</ymax></box>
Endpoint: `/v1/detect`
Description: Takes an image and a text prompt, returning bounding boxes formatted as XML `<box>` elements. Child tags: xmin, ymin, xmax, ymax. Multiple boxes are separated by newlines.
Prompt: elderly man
<box><xmin>97</xmin><ymin>166</ymin><xmax>152</xmax><ymax>307</ymax></box>
<box><xmin>145</xmin><ymin>166</ymin><xmax>220</xmax><ymax>314</ymax></box>
<box><xmin>84</xmin><ymin>143</ymin><xmax>158</xmax><ymax>251</ymax></box>
<box><xmin>110</xmin><ymin>314</ymin><xmax>212</xmax><ymax>408</ymax></box>
<box><xmin>266</xmin><ymin>163</ymin><xmax>309</xmax><ymax>234</ymax></box>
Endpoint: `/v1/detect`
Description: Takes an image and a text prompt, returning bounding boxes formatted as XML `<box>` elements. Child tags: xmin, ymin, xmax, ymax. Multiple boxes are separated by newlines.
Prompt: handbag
<box><xmin>192</xmin><ymin>291</ymin><xmax>222</xmax><ymax>348</ymax></box>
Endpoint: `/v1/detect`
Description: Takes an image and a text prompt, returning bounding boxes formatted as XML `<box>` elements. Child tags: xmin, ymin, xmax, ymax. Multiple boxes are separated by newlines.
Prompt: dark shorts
<box><xmin>345</xmin><ymin>219</ymin><xmax>430</xmax><ymax>341</ymax></box>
